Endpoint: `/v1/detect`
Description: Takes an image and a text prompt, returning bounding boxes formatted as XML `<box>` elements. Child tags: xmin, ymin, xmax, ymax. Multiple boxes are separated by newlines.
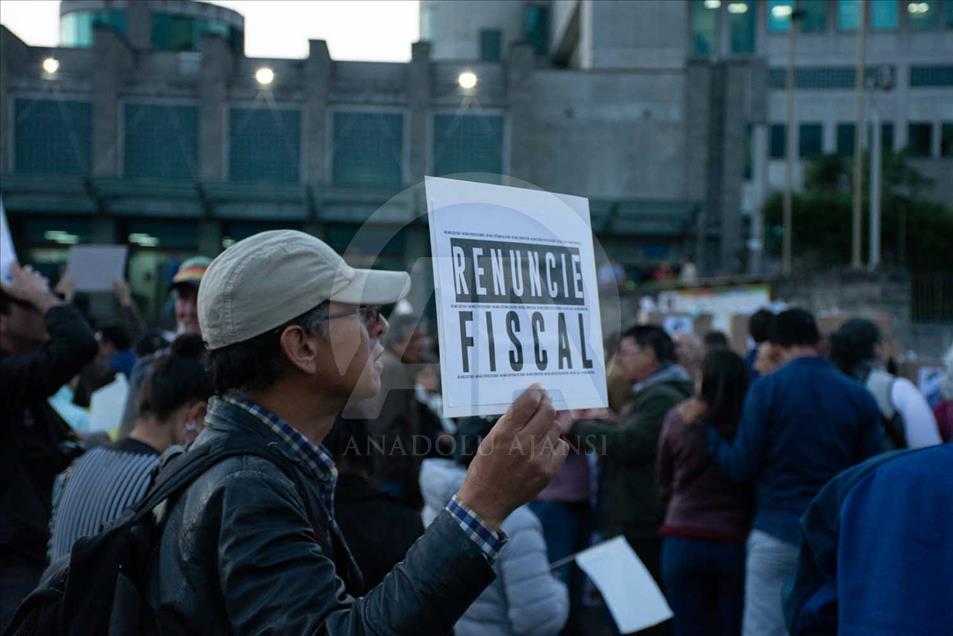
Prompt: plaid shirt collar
<box><xmin>221</xmin><ymin>396</ymin><xmax>338</xmax><ymax>514</ymax></box>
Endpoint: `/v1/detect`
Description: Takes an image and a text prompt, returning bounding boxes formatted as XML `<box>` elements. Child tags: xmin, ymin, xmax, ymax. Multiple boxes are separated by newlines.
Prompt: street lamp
<box><xmin>457</xmin><ymin>71</ymin><xmax>478</xmax><ymax>90</ymax></box>
<box><xmin>42</xmin><ymin>57</ymin><xmax>60</xmax><ymax>76</ymax></box>
<box><xmin>782</xmin><ymin>7</ymin><xmax>806</xmax><ymax>276</ymax></box>
<box><xmin>255</xmin><ymin>66</ymin><xmax>275</xmax><ymax>86</ymax></box>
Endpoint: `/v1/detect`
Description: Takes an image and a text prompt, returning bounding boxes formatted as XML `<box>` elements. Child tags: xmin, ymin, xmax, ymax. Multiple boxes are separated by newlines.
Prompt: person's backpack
<box><xmin>3</xmin><ymin>438</ymin><xmax>304</xmax><ymax>636</ymax></box>
<box><xmin>865</xmin><ymin>368</ymin><xmax>907</xmax><ymax>450</ymax></box>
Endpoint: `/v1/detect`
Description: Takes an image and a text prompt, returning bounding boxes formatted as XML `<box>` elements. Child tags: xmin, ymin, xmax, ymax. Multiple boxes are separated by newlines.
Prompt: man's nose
<box><xmin>372</xmin><ymin>314</ymin><xmax>390</xmax><ymax>338</ymax></box>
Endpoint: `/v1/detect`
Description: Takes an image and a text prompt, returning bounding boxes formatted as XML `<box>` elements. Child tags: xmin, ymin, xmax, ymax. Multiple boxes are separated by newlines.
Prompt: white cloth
<box><xmin>891</xmin><ymin>378</ymin><xmax>941</xmax><ymax>448</ymax></box>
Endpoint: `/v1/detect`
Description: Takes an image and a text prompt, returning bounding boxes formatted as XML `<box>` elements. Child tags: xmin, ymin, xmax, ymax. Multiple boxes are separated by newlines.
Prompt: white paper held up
<box><xmin>64</xmin><ymin>245</ymin><xmax>128</xmax><ymax>292</ymax></box>
<box><xmin>0</xmin><ymin>197</ymin><xmax>15</xmax><ymax>283</ymax></box>
<box><xmin>89</xmin><ymin>374</ymin><xmax>129</xmax><ymax>435</ymax></box>
<box><xmin>574</xmin><ymin>536</ymin><xmax>673</xmax><ymax>634</ymax></box>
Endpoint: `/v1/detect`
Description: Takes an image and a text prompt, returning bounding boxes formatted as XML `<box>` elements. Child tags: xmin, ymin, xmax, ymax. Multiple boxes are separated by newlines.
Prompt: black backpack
<box><xmin>3</xmin><ymin>439</ymin><xmax>305</xmax><ymax>636</ymax></box>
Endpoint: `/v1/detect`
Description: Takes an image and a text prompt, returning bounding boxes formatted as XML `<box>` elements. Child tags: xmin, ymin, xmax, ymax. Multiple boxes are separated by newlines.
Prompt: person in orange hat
<box><xmin>117</xmin><ymin>257</ymin><xmax>210</xmax><ymax>437</ymax></box>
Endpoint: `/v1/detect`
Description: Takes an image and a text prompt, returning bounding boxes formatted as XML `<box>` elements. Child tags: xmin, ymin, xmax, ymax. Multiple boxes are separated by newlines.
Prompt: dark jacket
<box><xmin>149</xmin><ymin>397</ymin><xmax>495</xmax><ymax>634</ymax></box>
<box><xmin>333</xmin><ymin>473</ymin><xmax>424</xmax><ymax>589</ymax></box>
<box><xmin>572</xmin><ymin>365</ymin><xmax>694</xmax><ymax>539</ymax></box>
<box><xmin>0</xmin><ymin>305</ymin><xmax>97</xmax><ymax>565</ymax></box>
<box><xmin>707</xmin><ymin>356</ymin><xmax>883</xmax><ymax>545</ymax></box>
<box><xmin>785</xmin><ymin>443</ymin><xmax>953</xmax><ymax>635</ymax></box>
<box><xmin>656</xmin><ymin>409</ymin><xmax>753</xmax><ymax>542</ymax></box>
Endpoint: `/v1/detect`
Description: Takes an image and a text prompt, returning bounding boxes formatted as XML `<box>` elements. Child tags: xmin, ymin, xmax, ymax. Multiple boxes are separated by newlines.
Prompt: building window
<box><xmin>59</xmin><ymin>9</ymin><xmax>127</xmax><ymax>48</ymax></box>
<box><xmin>768</xmin><ymin>65</ymin><xmax>897</xmax><ymax>89</ymax></box>
<box><xmin>228</xmin><ymin>108</ymin><xmax>301</xmax><ymax>183</ymax></box>
<box><xmin>907</xmin><ymin>1</ymin><xmax>938</xmax><ymax>31</ymax></box>
<box><xmin>433</xmin><ymin>114</ymin><xmax>504</xmax><ymax>176</ymax></box>
<box><xmin>940</xmin><ymin>123</ymin><xmax>953</xmax><ymax>157</ymax></box>
<box><xmin>907</xmin><ymin>122</ymin><xmax>933</xmax><ymax>157</ymax></box>
<box><xmin>479</xmin><ymin>29</ymin><xmax>502</xmax><ymax>62</ymax></box>
<box><xmin>14</xmin><ymin>99</ymin><xmax>91</xmax><ymax>175</ymax></box>
<box><xmin>152</xmin><ymin>12</ymin><xmax>243</xmax><ymax>55</ymax></box>
<box><xmin>692</xmin><ymin>0</ymin><xmax>720</xmax><ymax>56</ymax></box>
<box><xmin>768</xmin><ymin>0</ymin><xmax>794</xmax><ymax>32</ymax></box>
<box><xmin>332</xmin><ymin>111</ymin><xmax>404</xmax><ymax>188</ymax></box>
<box><xmin>799</xmin><ymin>123</ymin><xmax>823</xmax><ymax>158</ymax></box>
<box><xmin>910</xmin><ymin>65</ymin><xmax>953</xmax><ymax>86</ymax></box>
<box><xmin>945</xmin><ymin>0</ymin><xmax>953</xmax><ymax>27</ymax></box>
<box><xmin>838</xmin><ymin>0</ymin><xmax>860</xmax><ymax>30</ymax></box>
<box><xmin>769</xmin><ymin>123</ymin><xmax>786</xmax><ymax>159</ymax></box>
<box><xmin>871</xmin><ymin>0</ymin><xmax>899</xmax><ymax>29</ymax></box>
<box><xmin>800</xmin><ymin>0</ymin><xmax>828</xmax><ymax>32</ymax></box>
<box><xmin>523</xmin><ymin>4</ymin><xmax>550</xmax><ymax>56</ymax></box>
<box><xmin>836</xmin><ymin>123</ymin><xmax>855</xmax><ymax>156</ymax></box>
<box><xmin>728</xmin><ymin>2</ymin><xmax>756</xmax><ymax>53</ymax></box>
<box><xmin>123</xmin><ymin>104</ymin><xmax>198</xmax><ymax>179</ymax></box>
<box><xmin>873</xmin><ymin>122</ymin><xmax>895</xmax><ymax>152</ymax></box>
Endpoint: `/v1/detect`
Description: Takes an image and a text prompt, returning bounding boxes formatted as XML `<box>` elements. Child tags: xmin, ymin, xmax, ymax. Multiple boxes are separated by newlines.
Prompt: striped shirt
<box><xmin>49</xmin><ymin>438</ymin><xmax>160</xmax><ymax>561</ymax></box>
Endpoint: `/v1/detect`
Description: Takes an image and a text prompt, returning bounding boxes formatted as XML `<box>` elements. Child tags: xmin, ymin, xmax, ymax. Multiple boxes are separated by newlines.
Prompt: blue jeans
<box><xmin>662</xmin><ymin>536</ymin><xmax>746</xmax><ymax>636</ymax></box>
<box><xmin>528</xmin><ymin>500</ymin><xmax>590</xmax><ymax>636</ymax></box>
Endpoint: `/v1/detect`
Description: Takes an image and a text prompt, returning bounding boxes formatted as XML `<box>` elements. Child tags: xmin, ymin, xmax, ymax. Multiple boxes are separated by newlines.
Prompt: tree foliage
<box><xmin>763</xmin><ymin>151</ymin><xmax>952</xmax><ymax>272</ymax></box>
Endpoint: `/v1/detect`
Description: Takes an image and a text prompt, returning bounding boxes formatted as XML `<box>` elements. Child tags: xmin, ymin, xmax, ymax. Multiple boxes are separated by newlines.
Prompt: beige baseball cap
<box><xmin>198</xmin><ymin>230</ymin><xmax>411</xmax><ymax>350</ymax></box>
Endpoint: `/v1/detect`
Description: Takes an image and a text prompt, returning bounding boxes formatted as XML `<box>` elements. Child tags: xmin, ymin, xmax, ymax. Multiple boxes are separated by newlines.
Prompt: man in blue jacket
<box><xmin>706</xmin><ymin>308</ymin><xmax>882</xmax><ymax>636</ymax></box>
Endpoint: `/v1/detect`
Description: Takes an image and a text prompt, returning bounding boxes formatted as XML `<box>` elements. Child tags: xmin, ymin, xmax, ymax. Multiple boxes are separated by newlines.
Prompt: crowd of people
<box><xmin>1</xmin><ymin>231</ymin><xmax>951</xmax><ymax>635</ymax></box>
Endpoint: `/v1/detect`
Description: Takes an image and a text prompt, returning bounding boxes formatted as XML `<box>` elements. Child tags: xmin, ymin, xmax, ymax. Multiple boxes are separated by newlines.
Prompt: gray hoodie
<box><xmin>419</xmin><ymin>459</ymin><xmax>569</xmax><ymax>636</ymax></box>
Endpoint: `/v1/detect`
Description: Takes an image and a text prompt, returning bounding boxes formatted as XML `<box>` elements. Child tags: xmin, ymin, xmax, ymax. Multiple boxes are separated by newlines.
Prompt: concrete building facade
<box><xmin>2</xmin><ymin>0</ymin><xmax>951</xmax><ymax>320</ymax></box>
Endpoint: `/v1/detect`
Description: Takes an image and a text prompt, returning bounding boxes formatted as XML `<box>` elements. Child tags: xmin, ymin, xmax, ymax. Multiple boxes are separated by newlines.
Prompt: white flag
<box><xmin>0</xmin><ymin>197</ymin><xmax>16</xmax><ymax>283</ymax></box>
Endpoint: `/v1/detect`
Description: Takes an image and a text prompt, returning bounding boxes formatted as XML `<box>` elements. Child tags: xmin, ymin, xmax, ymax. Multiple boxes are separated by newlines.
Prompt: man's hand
<box><xmin>55</xmin><ymin>276</ymin><xmax>77</xmax><ymax>304</ymax></box>
<box><xmin>2</xmin><ymin>263</ymin><xmax>62</xmax><ymax>313</ymax></box>
<box><xmin>677</xmin><ymin>397</ymin><xmax>707</xmax><ymax>424</ymax></box>
<box><xmin>457</xmin><ymin>385</ymin><xmax>569</xmax><ymax>529</ymax></box>
<box><xmin>113</xmin><ymin>279</ymin><xmax>133</xmax><ymax>307</ymax></box>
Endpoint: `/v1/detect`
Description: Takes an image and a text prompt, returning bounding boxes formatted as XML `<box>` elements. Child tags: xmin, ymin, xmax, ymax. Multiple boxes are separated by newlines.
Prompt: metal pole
<box><xmin>869</xmin><ymin>104</ymin><xmax>881</xmax><ymax>269</ymax></box>
<box><xmin>851</xmin><ymin>1</ymin><xmax>867</xmax><ymax>269</ymax></box>
<box><xmin>782</xmin><ymin>16</ymin><xmax>797</xmax><ymax>275</ymax></box>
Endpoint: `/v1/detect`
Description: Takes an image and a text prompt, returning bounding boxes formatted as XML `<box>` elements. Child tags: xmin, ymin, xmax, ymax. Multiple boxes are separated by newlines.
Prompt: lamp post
<box><xmin>868</xmin><ymin>65</ymin><xmax>894</xmax><ymax>270</ymax></box>
<box><xmin>782</xmin><ymin>7</ymin><xmax>805</xmax><ymax>275</ymax></box>
<box><xmin>850</xmin><ymin>0</ymin><xmax>867</xmax><ymax>269</ymax></box>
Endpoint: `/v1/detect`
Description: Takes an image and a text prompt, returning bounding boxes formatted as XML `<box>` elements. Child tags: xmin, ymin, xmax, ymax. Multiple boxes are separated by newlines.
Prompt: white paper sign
<box><xmin>662</xmin><ymin>315</ymin><xmax>694</xmax><ymax>337</ymax></box>
<box><xmin>0</xmin><ymin>198</ymin><xmax>15</xmax><ymax>283</ymax></box>
<box><xmin>64</xmin><ymin>245</ymin><xmax>128</xmax><ymax>292</ymax></box>
<box><xmin>89</xmin><ymin>374</ymin><xmax>129</xmax><ymax>435</ymax></box>
<box><xmin>426</xmin><ymin>177</ymin><xmax>608</xmax><ymax>418</ymax></box>
<box><xmin>575</xmin><ymin>536</ymin><xmax>673</xmax><ymax>634</ymax></box>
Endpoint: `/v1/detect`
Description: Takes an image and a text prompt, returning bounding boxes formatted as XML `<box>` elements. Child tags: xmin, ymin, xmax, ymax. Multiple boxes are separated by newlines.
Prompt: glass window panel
<box><xmin>906</xmin><ymin>122</ymin><xmax>933</xmax><ymax>157</ymax></box>
<box><xmin>946</xmin><ymin>0</ymin><xmax>953</xmax><ymax>27</ymax></box>
<box><xmin>838</xmin><ymin>0</ymin><xmax>860</xmax><ymax>30</ymax></box>
<box><xmin>229</xmin><ymin>108</ymin><xmax>301</xmax><ymax>183</ymax></box>
<box><xmin>152</xmin><ymin>13</ymin><xmax>198</xmax><ymax>52</ymax></box>
<box><xmin>769</xmin><ymin>123</ymin><xmax>787</xmax><ymax>158</ymax></box>
<box><xmin>908</xmin><ymin>2</ymin><xmax>938</xmax><ymax>31</ymax></box>
<box><xmin>880</xmin><ymin>122</ymin><xmax>895</xmax><ymax>151</ymax></box>
<box><xmin>729</xmin><ymin>2</ymin><xmax>756</xmax><ymax>53</ymax></box>
<box><xmin>123</xmin><ymin>104</ymin><xmax>198</xmax><ymax>179</ymax></box>
<box><xmin>433</xmin><ymin>114</ymin><xmax>504</xmax><ymax>176</ymax></box>
<box><xmin>523</xmin><ymin>4</ymin><xmax>550</xmax><ymax>56</ymax></box>
<box><xmin>799</xmin><ymin>122</ymin><xmax>823</xmax><ymax>157</ymax></box>
<box><xmin>692</xmin><ymin>0</ymin><xmax>720</xmax><ymax>56</ymax></box>
<box><xmin>800</xmin><ymin>0</ymin><xmax>828</xmax><ymax>32</ymax></box>
<box><xmin>332</xmin><ymin>111</ymin><xmax>404</xmax><ymax>188</ymax></box>
<box><xmin>479</xmin><ymin>29</ymin><xmax>502</xmax><ymax>62</ymax></box>
<box><xmin>871</xmin><ymin>0</ymin><xmax>899</xmax><ymax>29</ymax></box>
<box><xmin>14</xmin><ymin>99</ymin><xmax>92</xmax><ymax>175</ymax></box>
<box><xmin>941</xmin><ymin>123</ymin><xmax>953</xmax><ymax>157</ymax></box>
<box><xmin>768</xmin><ymin>0</ymin><xmax>794</xmax><ymax>32</ymax></box>
<box><xmin>836</xmin><ymin>123</ymin><xmax>855</xmax><ymax>156</ymax></box>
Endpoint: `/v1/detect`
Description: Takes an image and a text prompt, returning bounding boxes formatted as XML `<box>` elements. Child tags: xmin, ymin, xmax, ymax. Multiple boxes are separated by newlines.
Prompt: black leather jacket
<box><xmin>149</xmin><ymin>397</ymin><xmax>496</xmax><ymax>634</ymax></box>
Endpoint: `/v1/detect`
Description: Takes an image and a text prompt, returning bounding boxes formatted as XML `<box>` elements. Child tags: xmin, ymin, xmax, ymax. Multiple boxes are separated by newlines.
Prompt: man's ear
<box><xmin>186</xmin><ymin>400</ymin><xmax>207</xmax><ymax>425</ymax></box>
<box><xmin>279</xmin><ymin>325</ymin><xmax>320</xmax><ymax>375</ymax></box>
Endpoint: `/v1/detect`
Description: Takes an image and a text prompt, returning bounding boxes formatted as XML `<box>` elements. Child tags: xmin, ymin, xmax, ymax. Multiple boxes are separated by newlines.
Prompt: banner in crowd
<box><xmin>426</xmin><ymin>177</ymin><xmax>608</xmax><ymax>417</ymax></box>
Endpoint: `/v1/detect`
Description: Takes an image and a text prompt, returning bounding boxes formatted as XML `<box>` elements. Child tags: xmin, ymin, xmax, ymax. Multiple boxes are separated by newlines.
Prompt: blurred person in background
<box><xmin>347</xmin><ymin>313</ymin><xmax>435</xmax><ymax>507</ymax></box>
<box><xmin>673</xmin><ymin>332</ymin><xmax>703</xmax><ymax>383</ymax></box>
<box><xmin>0</xmin><ymin>264</ymin><xmax>97</xmax><ymax>628</ymax></box>
<box><xmin>73</xmin><ymin>322</ymin><xmax>134</xmax><ymax>407</ymax></box>
<box><xmin>703</xmin><ymin>330</ymin><xmax>729</xmax><ymax>353</ymax></box>
<box><xmin>933</xmin><ymin>345</ymin><xmax>953</xmax><ymax>442</ymax></box>
<box><xmin>657</xmin><ymin>349</ymin><xmax>753</xmax><ymax>636</ymax></box>
<box><xmin>745</xmin><ymin>309</ymin><xmax>774</xmax><ymax>382</ymax></box>
<box><xmin>829</xmin><ymin>318</ymin><xmax>940</xmax><ymax>449</ymax></box>
<box><xmin>530</xmin><ymin>410</ymin><xmax>594</xmax><ymax>636</ymax></box>
<box><xmin>420</xmin><ymin>416</ymin><xmax>569</xmax><ymax>636</ymax></box>
<box><xmin>48</xmin><ymin>334</ymin><xmax>210</xmax><ymax>561</ymax></box>
<box><xmin>324</xmin><ymin>416</ymin><xmax>423</xmax><ymax>589</ymax></box>
<box><xmin>118</xmin><ymin>256</ymin><xmax>209</xmax><ymax>437</ymax></box>
<box><xmin>562</xmin><ymin>325</ymin><xmax>693</xmax><ymax>635</ymax></box>
<box><xmin>785</xmin><ymin>441</ymin><xmax>953</xmax><ymax>635</ymax></box>
<box><xmin>705</xmin><ymin>308</ymin><xmax>883</xmax><ymax>636</ymax></box>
